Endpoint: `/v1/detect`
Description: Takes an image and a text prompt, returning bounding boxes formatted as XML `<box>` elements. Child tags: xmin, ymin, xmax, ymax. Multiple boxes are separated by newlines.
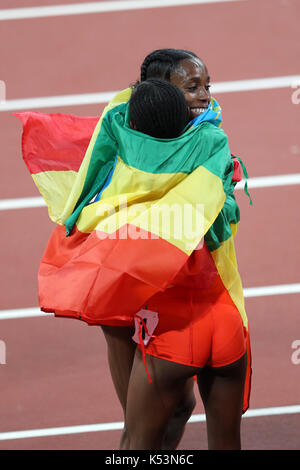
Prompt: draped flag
<box><xmin>16</xmin><ymin>89</ymin><xmax>251</xmax><ymax>411</ymax></box>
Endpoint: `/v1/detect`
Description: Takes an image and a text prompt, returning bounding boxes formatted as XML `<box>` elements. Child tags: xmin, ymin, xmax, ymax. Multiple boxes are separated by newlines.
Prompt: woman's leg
<box><xmin>125</xmin><ymin>349</ymin><xmax>199</xmax><ymax>450</ymax></box>
<box><xmin>101</xmin><ymin>325</ymin><xmax>136</xmax><ymax>449</ymax></box>
<box><xmin>162</xmin><ymin>377</ymin><xmax>196</xmax><ymax>450</ymax></box>
<box><xmin>101</xmin><ymin>326</ymin><xmax>196</xmax><ymax>450</ymax></box>
<box><xmin>197</xmin><ymin>353</ymin><xmax>247</xmax><ymax>450</ymax></box>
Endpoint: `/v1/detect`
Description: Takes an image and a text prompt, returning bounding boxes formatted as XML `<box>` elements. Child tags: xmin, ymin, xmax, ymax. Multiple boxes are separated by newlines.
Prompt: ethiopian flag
<box><xmin>16</xmin><ymin>89</ymin><xmax>246</xmax><ymax>325</ymax></box>
<box><xmin>16</xmin><ymin>89</ymin><xmax>251</xmax><ymax>410</ymax></box>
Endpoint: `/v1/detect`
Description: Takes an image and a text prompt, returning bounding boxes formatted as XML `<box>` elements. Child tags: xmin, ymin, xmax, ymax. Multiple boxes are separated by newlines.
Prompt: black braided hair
<box><xmin>129</xmin><ymin>79</ymin><xmax>189</xmax><ymax>139</ymax></box>
<box><xmin>140</xmin><ymin>48</ymin><xmax>199</xmax><ymax>82</ymax></box>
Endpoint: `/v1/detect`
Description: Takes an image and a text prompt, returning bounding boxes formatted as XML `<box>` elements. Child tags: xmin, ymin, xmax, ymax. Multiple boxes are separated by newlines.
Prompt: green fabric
<box><xmin>112</xmin><ymin>105</ymin><xmax>231</xmax><ymax>175</ymax></box>
<box><xmin>65</xmin><ymin>103</ymin><xmax>243</xmax><ymax>250</ymax></box>
<box><xmin>65</xmin><ymin>105</ymin><xmax>122</xmax><ymax>235</ymax></box>
<box><xmin>205</xmin><ymin>192</ymin><xmax>240</xmax><ymax>251</ymax></box>
<box><xmin>235</xmin><ymin>155</ymin><xmax>253</xmax><ymax>205</ymax></box>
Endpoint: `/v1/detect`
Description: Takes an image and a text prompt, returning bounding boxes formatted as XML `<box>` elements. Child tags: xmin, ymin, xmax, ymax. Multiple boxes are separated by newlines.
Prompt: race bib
<box><xmin>132</xmin><ymin>308</ymin><xmax>159</xmax><ymax>346</ymax></box>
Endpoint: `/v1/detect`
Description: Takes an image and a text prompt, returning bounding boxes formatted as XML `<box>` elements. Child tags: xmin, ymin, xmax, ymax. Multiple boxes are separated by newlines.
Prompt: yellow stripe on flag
<box><xmin>76</xmin><ymin>157</ymin><xmax>186</xmax><ymax>234</ymax></box>
<box><xmin>57</xmin><ymin>88</ymin><xmax>132</xmax><ymax>224</ymax></box>
<box><xmin>76</xmin><ymin>163</ymin><xmax>225</xmax><ymax>256</ymax></box>
<box><xmin>33</xmin><ymin>170</ymin><xmax>77</xmax><ymax>224</ymax></box>
<box><xmin>211</xmin><ymin>233</ymin><xmax>248</xmax><ymax>328</ymax></box>
<box><xmin>136</xmin><ymin>165</ymin><xmax>225</xmax><ymax>254</ymax></box>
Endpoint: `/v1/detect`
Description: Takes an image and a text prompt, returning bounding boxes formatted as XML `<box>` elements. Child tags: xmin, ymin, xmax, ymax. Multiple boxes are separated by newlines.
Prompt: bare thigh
<box><xmin>125</xmin><ymin>349</ymin><xmax>199</xmax><ymax>450</ymax></box>
<box><xmin>101</xmin><ymin>325</ymin><xmax>196</xmax><ymax>450</ymax></box>
<box><xmin>197</xmin><ymin>353</ymin><xmax>247</xmax><ymax>450</ymax></box>
<box><xmin>100</xmin><ymin>325</ymin><xmax>136</xmax><ymax>412</ymax></box>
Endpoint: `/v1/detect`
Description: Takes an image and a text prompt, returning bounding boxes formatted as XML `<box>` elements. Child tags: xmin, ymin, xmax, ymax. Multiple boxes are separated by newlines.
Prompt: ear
<box><xmin>130</xmin><ymin>120</ymin><xmax>137</xmax><ymax>130</ymax></box>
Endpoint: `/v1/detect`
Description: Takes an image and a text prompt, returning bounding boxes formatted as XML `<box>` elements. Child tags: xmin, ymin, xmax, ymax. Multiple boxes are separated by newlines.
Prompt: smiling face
<box><xmin>170</xmin><ymin>58</ymin><xmax>211</xmax><ymax>121</ymax></box>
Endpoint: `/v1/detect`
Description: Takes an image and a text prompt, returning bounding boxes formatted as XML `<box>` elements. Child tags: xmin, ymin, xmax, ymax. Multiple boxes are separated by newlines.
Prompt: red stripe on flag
<box><xmin>15</xmin><ymin>112</ymin><xmax>98</xmax><ymax>174</ymax></box>
<box><xmin>38</xmin><ymin>224</ymin><xmax>189</xmax><ymax>325</ymax></box>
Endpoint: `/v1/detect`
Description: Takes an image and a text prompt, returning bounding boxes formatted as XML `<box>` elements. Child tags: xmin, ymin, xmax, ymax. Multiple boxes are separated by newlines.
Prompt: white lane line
<box><xmin>0</xmin><ymin>0</ymin><xmax>243</xmax><ymax>21</ymax></box>
<box><xmin>1</xmin><ymin>174</ymin><xmax>300</xmax><ymax>212</ymax></box>
<box><xmin>213</xmin><ymin>75</ymin><xmax>300</xmax><ymax>93</ymax></box>
<box><xmin>1</xmin><ymin>283</ymin><xmax>299</xmax><ymax>321</ymax></box>
<box><xmin>191</xmin><ymin>404</ymin><xmax>300</xmax><ymax>422</ymax></box>
<box><xmin>0</xmin><ymin>196</ymin><xmax>46</xmax><ymax>210</ymax></box>
<box><xmin>0</xmin><ymin>91</ymin><xmax>117</xmax><ymax>112</ymax></box>
<box><xmin>1</xmin><ymin>75</ymin><xmax>300</xmax><ymax>111</ymax></box>
<box><xmin>0</xmin><ymin>421</ymin><xmax>124</xmax><ymax>441</ymax></box>
<box><xmin>0</xmin><ymin>307</ymin><xmax>52</xmax><ymax>320</ymax></box>
<box><xmin>235</xmin><ymin>173</ymin><xmax>300</xmax><ymax>190</ymax></box>
<box><xmin>243</xmin><ymin>283</ymin><xmax>300</xmax><ymax>298</ymax></box>
<box><xmin>0</xmin><ymin>405</ymin><xmax>299</xmax><ymax>441</ymax></box>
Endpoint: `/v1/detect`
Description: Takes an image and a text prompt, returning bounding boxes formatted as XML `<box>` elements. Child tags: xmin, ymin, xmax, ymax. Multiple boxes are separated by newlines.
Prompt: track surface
<box><xmin>0</xmin><ymin>0</ymin><xmax>300</xmax><ymax>450</ymax></box>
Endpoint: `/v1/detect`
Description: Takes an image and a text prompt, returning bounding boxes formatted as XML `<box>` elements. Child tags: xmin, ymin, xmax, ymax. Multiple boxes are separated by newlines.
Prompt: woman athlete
<box><xmin>18</xmin><ymin>48</ymin><xmax>251</xmax><ymax>450</ymax></box>
<box><xmin>101</xmin><ymin>71</ymin><xmax>197</xmax><ymax>450</ymax></box>
<box><xmin>101</xmin><ymin>49</ymin><xmax>251</xmax><ymax>450</ymax></box>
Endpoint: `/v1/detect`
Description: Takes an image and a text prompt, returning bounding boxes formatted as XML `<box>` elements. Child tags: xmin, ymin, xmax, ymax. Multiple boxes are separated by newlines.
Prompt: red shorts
<box><xmin>136</xmin><ymin>274</ymin><xmax>247</xmax><ymax>369</ymax></box>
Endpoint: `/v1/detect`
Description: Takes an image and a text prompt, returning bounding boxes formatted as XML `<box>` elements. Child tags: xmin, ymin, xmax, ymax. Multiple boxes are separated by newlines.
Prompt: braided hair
<box><xmin>140</xmin><ymin>48</ymin><xmax>199</xmax><ymax>82</ymax></box>
<box><xmin>129</xmin><ymin>79</ymin><xmax>189</xmax><ymax>139</ymax></box>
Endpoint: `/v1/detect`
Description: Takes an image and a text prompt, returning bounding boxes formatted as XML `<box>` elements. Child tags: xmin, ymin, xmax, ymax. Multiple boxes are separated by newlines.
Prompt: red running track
<box><xmin>0</xmin><ymin>0</ymin><xmax>300</xmax><ymax>450</ymax></box>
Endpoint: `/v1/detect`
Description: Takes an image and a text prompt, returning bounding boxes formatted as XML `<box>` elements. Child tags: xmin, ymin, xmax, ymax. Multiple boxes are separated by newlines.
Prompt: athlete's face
<box><xmin>170</xmin><ymin>58</ymin><xmax>211</xmax><ymax>121</ymax></box>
